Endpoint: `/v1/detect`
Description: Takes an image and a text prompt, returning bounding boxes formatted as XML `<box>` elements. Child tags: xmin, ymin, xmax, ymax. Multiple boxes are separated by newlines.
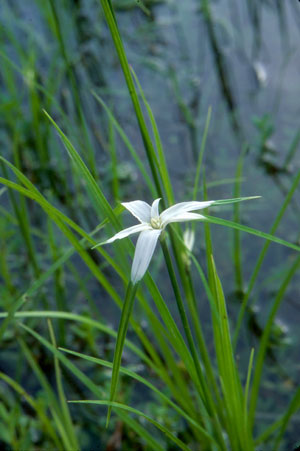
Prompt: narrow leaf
<box><xmin>107</xmin><ymin>281</ymin><xmax>138</xmax><ymax>425</ymax></box>
<box><xmin>70</xmin><ymin>400</ymin><xmax>190</xmax><ymax>451</ymax></box>
<box><xmin>204</xmin><ymin>215</ymin><xmax>300</xmax><ymax>253</ymax></box>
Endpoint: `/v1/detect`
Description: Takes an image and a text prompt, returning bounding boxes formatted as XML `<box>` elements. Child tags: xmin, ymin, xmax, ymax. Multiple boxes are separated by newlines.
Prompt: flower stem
<box><xmin>160</xmin><ymin>236</ymin><xmax>226</xmax><ymax>449</ymax></box>
<box><xmin>168</xmin><ymin>228</ymin><xmax>221</xmax><ymax>405</ymax></box>
<box><xmin>106</xmin><ymin>280</ymin><xmax>139</xmax><ymax>426</ymax></box>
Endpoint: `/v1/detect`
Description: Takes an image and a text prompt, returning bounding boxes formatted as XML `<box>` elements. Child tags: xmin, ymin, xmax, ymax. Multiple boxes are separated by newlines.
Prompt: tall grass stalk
<box><xmin>99</xmin><ymin>0</ymin><xmax>165</xmax><ymax>202</ymax></box>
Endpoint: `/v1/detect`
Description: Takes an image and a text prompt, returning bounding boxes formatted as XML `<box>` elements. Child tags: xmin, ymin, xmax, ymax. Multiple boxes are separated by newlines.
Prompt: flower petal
<box><xmin>104</xmin><ymin>224</ymin><xmax>151</xmax><ymax>244</ymax></box>
<box><xmin>131</xmin><ymin>229</ymin><xmax>161</xmax><ymax>284</ymax></box>
<box><xmin>161</xmin><ymin>201</ymin><xmax>214</xmax><ymax>225</ymax></box>
<box><xmin>164</xmin><ymin>212</ymin><xmax>206</xmax><ymax>226</ymax></box>
<box><xmin>151</xmin><ymin>198</ymin><xmax>161</xmax><ymax>219</ymax></box>
<box><xmin>121</xmin><ymin>200</ymin><xmax>151</xmax><ymax>223</ymax></box>
<box><xmin>183</xmin><ymin>229</ymin><xmax>195</xmax><ymax>252</ymax></box>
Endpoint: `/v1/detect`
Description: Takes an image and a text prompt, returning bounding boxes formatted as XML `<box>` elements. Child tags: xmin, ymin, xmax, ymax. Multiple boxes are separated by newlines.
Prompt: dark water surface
<box><xmin>1</xmin><ymin>0</ymin><xmax>300</xmax><ymax>448</ymax></box>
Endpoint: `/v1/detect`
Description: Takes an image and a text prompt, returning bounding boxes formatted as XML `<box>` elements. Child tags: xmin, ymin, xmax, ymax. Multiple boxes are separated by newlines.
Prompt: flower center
<box><xmin>150</xmin><ymin>217</ymin><xmax>162</xmax><ymax>229</ymax></box>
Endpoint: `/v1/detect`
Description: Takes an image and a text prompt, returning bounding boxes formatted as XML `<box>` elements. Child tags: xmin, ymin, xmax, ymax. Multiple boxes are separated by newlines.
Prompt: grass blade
<box><xmin>43</xmin><ymin>110</ymin><xmax>119</xmax><ymax>228</ymax></box>
<box><xmin>106</xmin><ymin>281</ymin><xmax>138</xmax><ymax>426</ymax></box>
<box><xmin>99</xmin><ymin>0</ymin><xmax>164</xmax><ymax>202</ymax></box>
<box><xmin>193</xmin><ymin>107</ymin><xmax>212</xmax><ymax>200</ymax></box>
<box><xmin>248</xmin><ymin>255</ymin><xmax>300</xmax><ymax>430</ymax></box>
<box><xmin>19</xmin><ymin>322</ymin><xmax>163</xmax><ymax>450</ymax></box>
<box><xmin>130</xmin><ymin>67</ymin><xmax>174</xmax><ymax>204</ymax></box>
<box><xmin>70</xmin><ymin>400</ymin><xmax>190</xmax><ymax>451</ymax></box>
<box><xmin>59</xmin><ymin>346</ymin><xmax>218</xmax><ymax>445</ymax></box>
<box><xmin>234</xmin><ymin>166</ymin><xmax>300</xmax><ymax>347</ymax></box>
<box><xmin>92</xmin><ymin>92</ymin><xmax>156</xmax><ymax>197</ymax></box>
<box><xmin>47</xmin><ymin>320</ymin><xmax>78</xmax><ymax>450</ymax></box>
<box><xmin>0</xmin><ymin>371</ymin><xmax>62</xmax><ymax>448</ymax></box>
<box><xmin>204</xmin><ymin>214</ymin><xmax>300</xmax><ymax>253</ymax></box>
<box><xmin>210</xmin><ymin>256</ymin><xmax>253</xmax><ymax>450</ymax></box>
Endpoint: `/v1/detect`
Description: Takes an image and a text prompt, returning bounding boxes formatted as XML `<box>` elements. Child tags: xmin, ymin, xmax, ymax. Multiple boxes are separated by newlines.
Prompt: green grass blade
<box><xmin>0</xmin><ymin>164</ymin><xmax>196</xmax><ymax>406</ymax></box>
<box><xmin>43</xmin><ymin>110</ymin><xmax>119</xmax><ymax>227</ymax></box>
<box><xmin>0</xmin><ymin>371</ymin><xmax>62</xmax><ymax>448</ymax></box>
<box><xmin>0</xmin><ymin>156</ymin><xmax>125</xmax><ymax>247</ymax></box>
<box><xmin>173</xmin><ymin>229</ymin><xmax>220</xmax><ymax>324</ymax></box>
<box><xmin>0</xmin><ymin>159</ymin><xmax>101</xmax><ymax>242</ymax></box>
<box><xmin>47</xmin><ymin>219</ymin><xmax>67</xmax><ymax>342</ymax></box>
<box><xmin>204</xmin><ymin>214</ymin><xmax>300</xmax><ymax>253</ymax></box>
<box><xmin>248</xmin><ymin>255</ymin><xmax>300</xmax><ymax>430</ymax></box>
<box><xmin>47</xmin><ymin>320</ymin><xmax>78</xmax><ymax>450</ymax></box>
<box><xmin>106</xmin><ymin>281</ymin><xmax>138</xmax><ymax>426</ymax></box>
<box><xmin>92</xmin><ymin>92</ymin><xmax>156</xmax><ymax>197</ymax></box>
<box><xmin>71</xmin><ymin>400</ymin><xmax>190</xmax><ymax>451</ymax></box>
<box><xmin>160</xmin><ymin>237</ymin><xmax>226</xmax><ymax>449</ymax></box>
<box><xmin>0</xmin><ymin>174</ymin><xmax>125</xmax><ymax>308</ymax></box>
<box><xmin>130</xmin><ymin>67</ymin><xmax>173</xmax><ymax>204</ymax></box>
<box><xmin>0</xmin><ymin>293</ymin><xmax>27</xmax><ymax>342</ymax></box>
<box><xmin>2</xmin><ymin>308</ymin><xmax>198</xmax><ymax>421</ymax></box>
<box><xmin>234</xmin><ymin>166</ymin><xmax>300</xmax><ymax>347</ymax></box>
<box><xmin>254</xmin><ymin>387</ymin><xmax>300</xmax><ymax>448</ymax></box>
<box><xmin>0</xmin><ymin>162</ymin><xmax>40</xmax><ymax>279</ymax></box>
<box><xmin>193</xmin><ymin>107</ymin><xmax>212</xmax><ymax>200</ymax></box>
<box><xmin>254</xmin><ymin>418</ymin><xmax>283</xmax><ymax>447</ymax></box>
<box><xmin>0</xmin><ymin>167</ymin><xmax>198</xmax><ymax>412</ymax></box>
<box><xmin>19</xmin><ymin>322</ymin><xmax>163</xmax><ymax>450</ymax></box>
<box><xmin>210</xmin><ymin>256</ymin><xmax>253</xmax><ymax>450</ymax></box>
<box><xmin>98</xmin><ymin>0</ymin><xmax>164</xmax><ymax>202</ymax></box>
<box><xmin>0</xmin><ymin>300</ymin><xmax>197</xmax><ymax>420</ymax></box>
<box><xmin>133</xmin><ymin>0</ymin><xmax>151</xmax><ymax>15</ymax></box>
<box><xmin>59</xmin><ymin>347</ymin><xmax>217</xmax><ymax>444</ymax></box>
<box><xmin>232</xmin><ymin>146</ymin><xmax>247</xmax><ymax>294</ymax></box>
<box><xmin>0</xmin><ymin>164</ymin><xmax>216</xmax><ymax>426</ymax></box>
<box><xmin>212</xmin><ymin>196</ymin><xmax>260</xmax><ymax>206</ymax></box>
<box><xmin>171</xmin><ymin>228</ymin><xmax>223</xmax><ymax>405</ymax></box>
<box><xmin>273</xmin><ymin>386</ymin><xmax>300</xmax><ymax>450</ymax></box>
<box><xmin>0</xmin><ymin>310</ymin><xmax>151</xmax><ymax>367</ymax></box>
<box><xmin>19</xmin><ymin>339</ymin><xmax>74</xmax><ymax>450</ymax></box>
<box><xmin>244</xmin><ymin>348</ymin><xmax>254</xmax><ymax>435</ymax></box>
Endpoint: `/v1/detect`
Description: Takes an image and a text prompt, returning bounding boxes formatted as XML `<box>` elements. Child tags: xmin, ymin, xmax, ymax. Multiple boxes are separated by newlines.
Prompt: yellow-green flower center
<box><xmin>150</xmin><ymin>217</ymin><xmax>162</xmax><ymax>229</ymax></box>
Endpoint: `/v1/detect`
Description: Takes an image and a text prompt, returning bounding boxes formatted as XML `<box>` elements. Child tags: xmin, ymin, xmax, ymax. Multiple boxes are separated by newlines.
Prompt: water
<box><xmin>0</xmin><ymin>0</ymin><xmax>300</xmax><ymax>448</ymax></box>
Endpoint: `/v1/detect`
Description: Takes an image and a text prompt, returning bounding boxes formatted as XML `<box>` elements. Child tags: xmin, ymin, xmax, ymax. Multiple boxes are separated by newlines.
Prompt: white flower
<box><xmin>98</xmin><ymin>198</ymin><xmax>214</xmax><ymax>284</ymax></box>
<box><xmin>182</xmin><ymin>228</ymin><xmax>195</xmax><ymax>268</ymax></box>
<box><xmin>183</xmin><ymin>229</ymin><xmax>195</xmax><ymax>253</ymax></box>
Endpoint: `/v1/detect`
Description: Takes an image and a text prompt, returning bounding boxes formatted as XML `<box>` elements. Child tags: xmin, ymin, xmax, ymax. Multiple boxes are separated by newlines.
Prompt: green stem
<box><xmin>248</xmin><ymin>255</ymin><xmax>300</xmax><ymax>430</ymax></box>
<box><xmin>99</xmin><ymin>0</ymin><xmax>165</xmax><ymax>203</ymax></box>
<box><xmin>160</xmin><ymin>236</ymin><xmax>226</xmax><ymax>450</ymax></box>
<box><xmin>185</xmin><ymin>270</ymin><xmax>223</xmax><ymax>411</ymax></box>
<box><xmin>233</xmin><ymin>166</ymin><xmax>300</xmax><ymax>349</ymax></box>
<box><xmin>107</xmin><ymin>280</ymin><xmax>139</xmax><ymax>426</ymax></box>
<box><xmin>233</xmin><ymin>146</ymin><xmax>247</xmax><ymax>295</ymax></box>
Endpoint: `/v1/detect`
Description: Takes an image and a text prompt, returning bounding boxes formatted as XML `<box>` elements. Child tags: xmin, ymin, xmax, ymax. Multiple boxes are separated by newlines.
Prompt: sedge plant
<box><xmin>0</xmin><ymin>0</ymin><xmax>299</xmax><ymax>449</ymax></box>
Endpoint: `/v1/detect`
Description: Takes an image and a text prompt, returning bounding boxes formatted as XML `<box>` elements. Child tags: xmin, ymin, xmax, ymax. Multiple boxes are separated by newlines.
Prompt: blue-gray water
<box><xmin>0</xmin><ymin>0</ymin><xmax>299</xmax><ymax>448</ymax></box>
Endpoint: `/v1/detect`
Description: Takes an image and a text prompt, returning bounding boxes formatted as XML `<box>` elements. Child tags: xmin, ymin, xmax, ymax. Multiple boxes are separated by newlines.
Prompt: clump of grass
<box><xmin>0</xmin><ymin>0</ymin><xmax>299</xmax><ymax>450</ymax></box>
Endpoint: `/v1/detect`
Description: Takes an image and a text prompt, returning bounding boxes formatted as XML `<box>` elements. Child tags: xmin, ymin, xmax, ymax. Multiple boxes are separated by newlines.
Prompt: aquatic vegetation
<box><xmin>0</xmin><ymin>0</ymin><xmax>299</xmax><ymax>450</ymax></box>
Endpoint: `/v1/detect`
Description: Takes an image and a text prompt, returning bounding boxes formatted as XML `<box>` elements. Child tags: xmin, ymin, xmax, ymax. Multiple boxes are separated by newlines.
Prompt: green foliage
<box><xmin>0</xmin><ymin>0</ymin><xmax>299</xmax><ymax>449</ymax></box>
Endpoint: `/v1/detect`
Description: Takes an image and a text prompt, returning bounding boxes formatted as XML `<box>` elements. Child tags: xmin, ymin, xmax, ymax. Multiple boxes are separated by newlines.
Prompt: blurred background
<box><xmin>0</xmin><ymin>0</ymin><xmax>300</xmax><ymax>449</ymax></box>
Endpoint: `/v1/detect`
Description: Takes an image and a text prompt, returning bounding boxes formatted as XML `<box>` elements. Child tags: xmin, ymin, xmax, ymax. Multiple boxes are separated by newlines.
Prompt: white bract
<box><xmin>100</xmin><ymin>198</ymin><xmax>214</xmax><ymax>284</ymax></box>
